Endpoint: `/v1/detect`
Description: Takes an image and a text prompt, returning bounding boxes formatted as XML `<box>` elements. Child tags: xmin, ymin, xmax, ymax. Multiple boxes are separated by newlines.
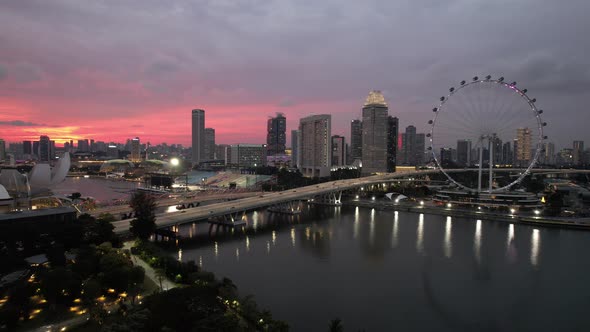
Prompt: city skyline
<box><xmin>1</xmin><ymin>1</ymin><xmax>589</xmax><ymax>148</ymax></box>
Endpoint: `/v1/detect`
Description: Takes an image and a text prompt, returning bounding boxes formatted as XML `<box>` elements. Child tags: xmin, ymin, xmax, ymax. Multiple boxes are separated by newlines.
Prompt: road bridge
<box><xmin>112</xmin><ymin>168</ymin><xmax>590</xmax><ymax>235</ymax></box>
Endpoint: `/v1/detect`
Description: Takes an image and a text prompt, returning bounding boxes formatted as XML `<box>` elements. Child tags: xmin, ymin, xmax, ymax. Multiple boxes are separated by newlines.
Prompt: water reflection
<box><xmin>266</xmin><ymin>240</ymin><xmax>271</xmax><ymax>254</ymax></box>
<box><xmin>246</xmin><ymin>236</ymin><xmax>251</xmax><ymax>252</ymax></box>
<box><xmin>416</xmin><ymin>214</ymin><xmax>424</xmax><ymax>254</ymax></box>
<box><xmin>290</xmin><ymin>228</ymin><xmax>296</xmax><ymax>248</ymax></box>
<box><xmin>252</xmin><ymin>211</ymin><xmax>259</xmax><ymax>230</ymax></box>
<box><xmin>391</xmin><ymin>212</ymin><xmax>399</xmax><ymax>248</ymax></box>
<box><xmin>353</xmin><ymin>207</ymin><xmax>360</xmax><ymax>239</ymax></box>
<box><xmin>178</xmin><ymin>248</ymin><xmax>182</xmax><ymax>262</ymax></box>
<box><xmin>214</xmin><ymin>242</ymin><xmax>219</xmax><ymax>259</ymax></box>
<box><xmin>198</xmin><ymin>256</ymin><xmax>203</xmax><ymax>267</ymax></box>
<box><xmin>370</xmin><ymin>209</ymin><xmax>376</xmax><ymax>246</ymax></box>
<box><xmin>272</xmin><ymin>231</ymin><xmax>277</xmax><ymax>246</ymax></box>
<box><xmin>531</xmin><ymin>229</ymin><xmax>540</xmax><ymax>267</ymax></box>
<box><xmin>474</xmin><ymin>220</ymin><xmax>482</xmax><ymax>264</ymax></box>
<box><xmin>235</xmin><ymin>248</ymin><xmax>240</xmax><ymax>261</ymax></box>
<box><xmin>444</xmin><ymin>216</ymin><xmax>452</xmax><ymax>258</ymax></box>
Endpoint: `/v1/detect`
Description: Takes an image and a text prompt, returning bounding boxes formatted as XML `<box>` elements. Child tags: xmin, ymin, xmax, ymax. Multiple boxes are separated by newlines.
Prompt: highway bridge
<box><xmin>112</xmin><ymin>168</ymin><xmax>590</xmax><ymax>235</ymax></box>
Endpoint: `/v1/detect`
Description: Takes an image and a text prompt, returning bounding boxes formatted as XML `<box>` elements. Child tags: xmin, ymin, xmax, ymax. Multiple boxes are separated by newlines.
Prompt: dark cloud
<box><xmin>0</xmin><ymin>120</ymin><xmax>46</xmax><ymax>126</ymax></box>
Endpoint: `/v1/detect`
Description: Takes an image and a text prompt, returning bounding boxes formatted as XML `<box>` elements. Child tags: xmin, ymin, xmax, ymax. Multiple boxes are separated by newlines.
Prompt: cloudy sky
<box><xmin>1</xmin><ymin>0</ymin><xmax>589</xmax><ymax>149</ymax></box>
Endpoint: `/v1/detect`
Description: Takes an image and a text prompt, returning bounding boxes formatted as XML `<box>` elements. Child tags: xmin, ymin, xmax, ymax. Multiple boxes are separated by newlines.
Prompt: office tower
<box><xmin>440</xmin><ymin>148</ymin><xmax>453</xmax><ymax>165</ymax></box>
<box><xmin>361</xmin><ymin>91</ymin><xmax>389</xmax><ymax>175</ymax></box>
<box><xmin>107</xmin><ymin>144</ymin><xmax>119</xmax><ymax>159</ymax></box>
<box><xmin>33</xmin><ymin>141</ymin><xmax>39</xmax><ymax>158</ymax></box>
<box><xmin>331</xmin><ymin>135</ymin><xmax>346</xmax><ymax>167</ymax></box>
<box><xmin>215</xmin><ymin>144</ymin><xmax>229</xmax><ymax>163</ymax></box>
<box><xmin>573</xmin><ymin>141</ymin><xmax>584</xmax><ymax>165</ymax></box>
<box><xmin>350</xmin><ymin>119</ymin><xmax>363</xmax><ymax>164</ymax></box>
<box><xmin>204</xmin><ymin>128</ymin><xmax>215</xmax><ymax>160</ymax></box>
<box><xmin>39</xmin><ymin>135</ymin><xmax>51</xmax><ymax>162</ymax></box>
<box><xmin>456</xmin><ymin>139</ymin><xmax>472</xmax><ymax>166</ymax></box>
<box><xmin>0</xmin><ymin>139</ymin><xmax>5</xmax><ymax>161</ymax></box>
<box><xmin>502</xmin><ymin>141</ymin><xmax>512</xmax><ymax>165</ymax></box>
<box><xmin>78</xmin><ymin>139</ymin><xmax>89</xmax><ymax>152</ymax></box>
<box><xmin>541</xmin><ymin>142</ymin><xmax>555</xmax><ymax>165</ymax></box>
<box><xmin>515</xmin><ymin>128</ymin><xmax>532</xmax><ymax>167</ymax></box>
<box><xmin>401</xmin><ymin>126</ymin><xmax>416</xmax><ymax>165</ymax></box>
<box><xmin>50</xmin><ymin>141</ymin><xmax>56</xmax><ymax>160</ymax></box>
<box><xmin>491</xmin><ymin>136</ymin><xmax>502</xmax><ymax>165</ymax></box>
<box><xmin>23</xmin><ymin>141</ymin><xmax>32</xmax><ymax>155</ymax></box>
<box><xmin>298</xmin><ymin>114</ymin><xmax>331</xmax><ymax>178</ymax></box>
<box><xmin>267</xmin><ymin>113</ymin><xmax>287</xmax><ymax>156</ymax></box>
<box><xmin>191</xmin><ymin>109</ymin><xmax>205</xmax><ymax>164</ymax></box>
<box><xmin>415</xmin><ymin>133</ymin><xmax>425</xmax><ymax>165</ymax></box>
<box><xmin>291</xmin><ymin>130</ymin><xmax>299</xmax><ymax>168</ymax></box>
<box><xmin>130</xmin><ymin>137</ymin><xmax>141</xmax><ymax>162</ymax></box>
<box><xmin>387</xmin><ymin>116</ymin><xmax>399</xmax><ymax>172</ymax></box>
<box><xmin>90</xmin><ymin>139</ymin><xmax>95</xmax><ymax>152</ymax></box>
<box><xmin>95</xmin><ymin>141</ymin><xmax>107</xmax><ymax>153</ymax></box>
<box><xmin>227</xmin><ymin>144</ymin><xmax>267</xmax><ymax>168</ymax></box>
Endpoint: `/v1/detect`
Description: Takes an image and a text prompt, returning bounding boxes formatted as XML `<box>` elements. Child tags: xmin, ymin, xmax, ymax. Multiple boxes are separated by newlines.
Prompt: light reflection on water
<box><xmin>177</xmin><ymin>206</ymin><xmax>587</xmax><ymax>332</ymax></box>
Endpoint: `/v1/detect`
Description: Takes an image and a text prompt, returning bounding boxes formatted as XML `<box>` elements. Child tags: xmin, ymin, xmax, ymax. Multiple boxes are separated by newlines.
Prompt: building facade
<box><xmin>298</xmin><ymin>114</ymin><xmax>331</xmax><ymax>178</ymax></box>
<box><xmin>331</xmin><ymin>135</ymin><xmax>346</xmax><ymax>167</ymax></box>
<box><xmin>130</xmin><ymin>137</ymin><xmax>141</xmax><ymax>162</ymax></box>
<box><xmin>456</xmin><ymin>139</ymin><xmax>472</xmax><ymax>166</ymax></box>
<box><xmin>573</xmin><ymin>140</ymin><xmax>584</xmax><ymax>165</ymax></box>
<box><xmin>361</xmin><ymin>91</ymin><xmax>389</xmax><ymax>175</ymax></box>
<box><xmin>291</xmin><ymin>130</ymin><xmax>299</xmax><ymax>168</ymax></box>
<box><xmin>191</xmin><ymin>109</ymin><xmax>205</xmax><ymax>164</ymax></box>
<box><xmin>227</xmin><ymin>144</ymin><xmax>267</xmax><ymax>168</ymax></box>
<box><xmin>350</xmin><ymin>119</ymin><xmax>363</xmax><ymax>165</ymax></box>
<box><xmin>267</xmin><ymin>113</ymin><xmax>287</xmax><ymax>156</ymax></box>
<box><xmin>387</xmin><ymin>116</ymin><xmax>399</xmax><ymax>172</ymax></box>
<box><xmin>515</xmin><ymin>128</ymin><xmax>532</xmax><ymax>167</ymax></box>
<box><xmin>204</xmin><ymin>128</ymin><xmax>216</xmax><ymax>161</ymax></box>
<box><xmin>39</xmin><ymin>135</ymin><xmax>51</xmax><ymax>162</ymax></box>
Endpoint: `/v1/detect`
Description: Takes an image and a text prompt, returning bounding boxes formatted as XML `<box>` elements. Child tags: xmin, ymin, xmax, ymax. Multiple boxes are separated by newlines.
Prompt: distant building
<box><xmin>78</xmin><ymin>139</ymin><xmax>89</xmax><ymax>152</ymax></box>
<box><xmin>107</xmin><ymin>144</ymin><xmax>119</xmax><ymax>159</ymax></box>
<box><xmin>541</xmin><ymin>142</ymin><xmax>555</xmax><ymax>165</ymax></box>
<box><xmin>298</xmin><ymin>114</ymin><xmax>331</xmax><ymax>178</ymax></box>
<box><xmin>573</xmin><ymin>140</ymin><xmax>584</xmax><ymax>165</ymax></box>
<box><xmin>400</xmin><ymin>126</ymin><xmax>425</xmax><ymax>166</ymax></box>
<box><xmin>39</xmin><ymin>136</ymin><xmax>50</xmax><ymax>162</ymax></box>
<box><xmin>387</xmin><ymin>116</ymin><xmax>399</xmax><ymax>172</ymax></box>
<box><xmin>456</xmin><ymin>139</ymin><xmax>472</xmax><ymax>166</ymax></box>
<box><xmin>350</xmin><ymin>119</ymin><xmax>363</xmax><ymax>164</ymax></box>
<box><xmin>23</xmin><ymin>140</ymin><xmax>32</xmax><ymax>156</ymax></box>
<box><xmin>331</xmin><ymin>135</ymin><xmax>346</xmax><ymax>167</ymax></box>
<box><xmin>33</xmin><ymin>141</ymin><xmax>39</xmax><ymax>159</ymax></box>
<box><xmin>291</xmin><ymin>130</ymin><xmax>299</xmax><ymax>168</ymax></box>
<box><xmin>361</xmin><ymin>91</ymin><xmax>389</xmax><ymax>175</ymax></box>
<box><xmin>204</xmin><ymin>128</ymin><xmax>216</xmax><ymax>161</ymax></box>
<box><xmin>515</xmin><ymin>128</ymin><xmax>532</xmax><ymax>167</ymax></box>
<box><xmin>130</xmin><ymin>137</ymin><xmax>141</xmax><ymax>162</ymax></box>
<box><xmin>440</xmin><ymin>148</ymin><xmax>453</xmax><ymax>165</ymax></box>
<box><xmin>215</xmin><ymin>144</ymin><xmax>229</xmax><ymax>162</ymax></box>
<box><xmin>0</xmin><ymin>139</ymin><xmax>5</xmax><ymax>161</ymax></box>
<box><xmin>191</xmin><ymin>109</ymin><xmax>205</xmax><ymax>164</ymax></box>
<box><xmin>227</xmin><ymin>144</ymin><xmax>267</xmax><ymax>168</ymax></box>
<box><xmin>267</xmin><ymin>113</ymin><xmax>286</xmax><ymax>156</ymax></box>
<box><xmin>502</xmin><ymin>141</ymin><xmax>512</xmax><ymax>165</ymax></box>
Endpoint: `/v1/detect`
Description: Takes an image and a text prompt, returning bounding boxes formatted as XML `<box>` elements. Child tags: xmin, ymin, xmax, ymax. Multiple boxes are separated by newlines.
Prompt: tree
<box><xmin>129</xmin><ymin>191</ymin><xmax>157</xmax><ymax>240</ymax></box>
<box><xmin>155</xmin><ymin>268</ymin><xmax>166</xmax><ymax>291</ymax></box>
<box><xmin>329</xmin><ymin>318</ymin><xmax>344</xmax><ymax>332</ymax></box>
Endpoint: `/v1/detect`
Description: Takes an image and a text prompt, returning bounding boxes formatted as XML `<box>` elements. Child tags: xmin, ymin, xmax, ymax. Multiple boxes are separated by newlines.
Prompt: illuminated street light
<box><xmin>420</xmin><ymin>201</ymin><xmax>424</xmax><ymax>206</ymax></box>
<box><xmin>446</xmin><ymin>203</ymin><xmax>452</xmax><ymax>208</ymax></box>
<box><xmin>510</xmin><ymin>208</ymin><xmax>516</xmax><ymax>214</ymax></box>
<box><xmin>170</xmin><ymin>158</ymin><xmax>180</xmax><ymax>167</ymax></box>
<box><xmin>534</xmin><ymin>209</ymin><xmax>541</xmax><ymax>215</ymax></box>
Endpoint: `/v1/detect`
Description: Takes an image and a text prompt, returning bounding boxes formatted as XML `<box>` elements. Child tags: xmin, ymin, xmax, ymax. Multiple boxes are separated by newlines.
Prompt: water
<box><xmin>177</xmin><ymin>206</ymin><xmax>590</xmax><ymax>332</ymax></box>
<box><xmin>52</xmin><ymin>177</ymin><xmax>140</xmax><ymax>202</ymax></box>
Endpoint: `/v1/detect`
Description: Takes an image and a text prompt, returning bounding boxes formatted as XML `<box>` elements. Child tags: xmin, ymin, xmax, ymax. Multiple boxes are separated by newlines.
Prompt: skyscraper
<box><xmin>298</xmin><ymin>114</ymin><xmax>331</xmax><ymax>178</ymax></box>
<box><xmin>401</xmin><ymin>126</ymin><xmax>416</xmax><ymax>165</ymax></box>
<box><xmin>502</xmin><ymin>141</ymin><xmax>512</xmax><ymax>165</ymax></box>
<box><xmin>515</xmin><ymin>128</ymin><xmax>532</xmax><ymax>167</ymax></box>
<box><xmin>456</xmin><ymin>139</ymin><xmax>472</xmax><ymax>166</ymax></box>
<box><xmin>23</xmin><ymin>140</ymin><xmax>32</xmax><ymax>156</ymax></box>
<box><xmin>0</xmin><ymin>139</ymin><xmax>5</xmax><ymax>161</ymax></box>
<box><xmin>350</xmin><ymin>119</ymin><xmax>362</xmax><ymax>164</ymax></box>
<box><xmin>39</xmin><ymin>135</ymin><xmax>50</xmax><ymax>162</ymax></box>
<box><xmin>331</xmin><ymin>135</ymin><xmax>346</xmax><ymax>167</ymax></box>
<box><xmin>541</xmin><ymin>142</ymin><xmax>555</xmax><ymax>165</ymax></box>
<box><xmin>291</xmin><ymin>130</ymin><xmax>299</xmax><ymax>168</ymax></box>
<box><xmin>204</xmin><ymin>128</ymin><xmax>216</xmax><ymax>161</ymax></box>
<box><xmin>192</xmin><ymin>109</ymin><xmax>205</xmax><ymax>164</ymax></box>
<box><xmin>267</xmin><ymin>113</ymin><xmax>286</xmax><ymax>156</ymax></box>
<box><xmin>130</xmin><ymin>137</ymin><xmax>141</xmax><ymax>162</ymax></box>
<box><xmin>78</xmin><ymin>139</ymin><xmax>89</xmax><ymax>152</ymax></box>
<box><xmin>361</xmin><ymin>91</ymin><xmax>389</xmax><ymax>175</ymax></box>
<box><xmin>573</xmin><ymin>140</ymin><xmax>584</xmax><ymax>165</ymax></box>
<box><xmin>387</xmin><ymin>116</ymin><xmax>399</xmax><ymax>172</ymax></box>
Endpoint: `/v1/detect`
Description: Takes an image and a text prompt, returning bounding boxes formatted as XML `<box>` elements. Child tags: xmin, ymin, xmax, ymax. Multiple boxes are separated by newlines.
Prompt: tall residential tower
<box><xmin>191</xmin><ymin>109</ymin><xmax>205</xmax><ymax>164</ymax></box>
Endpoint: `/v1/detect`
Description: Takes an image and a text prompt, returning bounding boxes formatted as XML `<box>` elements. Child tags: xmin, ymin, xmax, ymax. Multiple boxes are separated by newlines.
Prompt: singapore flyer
<box><xmin>428</xmin><ymin>75</ymin><xmax>546</xmax><ymax>193</ymax></box>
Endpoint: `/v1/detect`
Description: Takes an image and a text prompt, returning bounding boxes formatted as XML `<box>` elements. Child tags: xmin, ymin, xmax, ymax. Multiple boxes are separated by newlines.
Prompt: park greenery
<box><xmin>129</xmin><ymin>191</ymin><xmax>157</xmax><ymax>241</ymax></box>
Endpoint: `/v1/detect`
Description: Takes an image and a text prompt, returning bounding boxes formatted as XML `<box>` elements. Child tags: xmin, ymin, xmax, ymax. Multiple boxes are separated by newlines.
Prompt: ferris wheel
<box><xmin>428</xmin><ymin>75</ymin><xmax>547</xmax><ymax>193</ymax></box>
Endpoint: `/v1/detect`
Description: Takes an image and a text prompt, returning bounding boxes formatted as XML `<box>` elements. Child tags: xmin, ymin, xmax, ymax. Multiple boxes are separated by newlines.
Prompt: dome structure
<box><xmin>364</xmin><ymin>90</ymin><xmax>388</xmax><ymax>107</ymax></box>
<box><xmin>99</xmin><ymin>159</ymin><xmax>135</xmax><ymax>173</ymax></box>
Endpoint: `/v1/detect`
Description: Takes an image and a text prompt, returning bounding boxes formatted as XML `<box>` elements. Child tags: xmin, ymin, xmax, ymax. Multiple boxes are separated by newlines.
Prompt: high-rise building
<box><xmin>39</xmin><ymin>135</ymin><xmax>51</xmax><ymax>162</ymax></box>
<box><xmin>33</xmin><ymin>141</ymin><xmax>39</xmax><ymax>158</ymax></box>
<box><xmin>204</xmin><ymin>128</ymin><xmax>216</xmax><ymax>161</ymax></box>
<box><xmin>515</xmin><ymin>128</ymin><xmax>532</xmax><ymax>167</ymax></box>
<box><xmin>50</xmin><ymin>140</ymin><xmax>56</xmax><ymax>160</ymax></box>
<box><xmin>361</xmin><ymin>91</ymin><xmax>389</xmax><ymax>175</ymax></box>
<box><xmin>440</xmin><ymin>148</ymin><xmax>453</xmax><ymax>165</ymax></box>
<box><xmin>90</xmin><ymin>139</ymin><xmax>95</xmax><ymax>152</ymax></box>
<box><xmin>415</xmin><ymin>133</ymin><xmax>425</xmax><ymax>165</ymax></box>
<box><xmin>227</xmin><ymin>144</ymin><xmax>267</xmax><ymax>168</ymax></box>
<box><xmin>298</xmin><ymin>114</ymin><xmax>331</xmax><ymax>178</ymax></box>
<box><xmin>541</xmin><ymin>142</ymin><xmax>555</xmax><ymax>165</ymax></box>
<box><xmin>291</xmin><ymin>130</ymin><xmax>299</xmax><ymax>168</ymax></box>
<box><xmin>78</xmin><ymin>139</ymin><xmax>89</xmax><ymax>152</ymax></box>
<box><xmin>350</xmin><ymin>119</ymin><xmax>362</xmax><ymax>164</ymax></box>
<box><xmin>107</xmin><ymin>144</ymin><xmax>119</xmax><ymax>159</ymax></box>
<box><xmin>23</xmin><ymin>140</ymin><xmax>32</xmax><ymax>156</ymax></box>
<box><xmin>502</xmin><ymin>141</ymin><xmax>512</xmax><ymax>165</ymax></box>
<box><xmin>400</xmin><ymin>126</ymin><xmax>426</xmax><ymax>166</ymax></box>
<box><xmin>331</xmin><ymin>135</ymin><xmax>346</xmax><ymax>167</ymax></box>
<box><xmin>573</xmin><ymin>140</ymin><xmax>584</xmax><ymax>165</ymax></box>
<box><xmin>215</xmin><ymin>144</ymin><xmax>229</xmax><ymax>162</ymax></box>
<box><xmin>267</xmin><ymin>113</ymin><xmax>287</xmax><ymax>156</ymax></box>
<box><xmin>0</xmin><ymin>139</ymin><xmax>5</xmax><ymax>161</ymax></box>
<box><xmin>387</xmin><ymin>116</ymin><xmax>399</xmax><ymax>172</ymax></box>
<box><xmin>130</xmin><ymin>137</ymin><xmax>141</xmax><ymax>162</ymax></box>
<box><xmin>456</xmin><ymin>139</ymin><xmax>472</xmax><ymax>166</ymax></box>
<box><xmin>191</xmin><ymin>109</ymin><xmax>205</xmax><ymax>164</ymax></box>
